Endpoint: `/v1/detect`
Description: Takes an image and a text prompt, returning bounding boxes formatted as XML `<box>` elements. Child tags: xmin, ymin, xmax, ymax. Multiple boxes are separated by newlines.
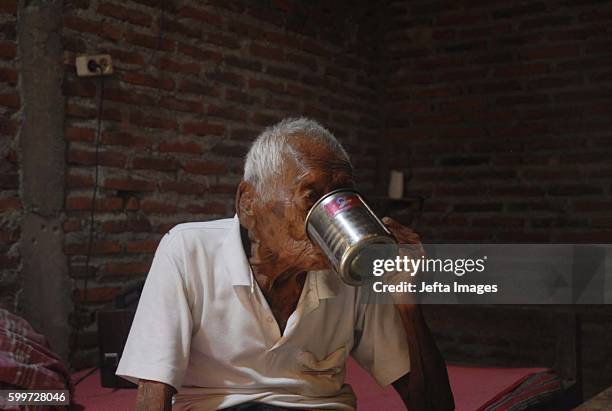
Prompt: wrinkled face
<box><xmin>239</xmin><ymin>136</ymin><xmax>354</xmax><ymax>273</ymax></box>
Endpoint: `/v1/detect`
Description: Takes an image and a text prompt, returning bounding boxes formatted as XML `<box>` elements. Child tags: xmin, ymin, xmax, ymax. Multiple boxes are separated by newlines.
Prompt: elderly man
<box><xmin>117</xmin><ymin>118</ymin><xmax>454</xmax><ymax>410</ymax></box>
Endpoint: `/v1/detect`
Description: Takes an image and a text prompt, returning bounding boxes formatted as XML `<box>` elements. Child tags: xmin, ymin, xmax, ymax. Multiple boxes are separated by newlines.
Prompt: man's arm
<box><xmin>381</xmin><ymin>217</ymin><xmax>454</xmax><ymax>410</ymax></box>
<box><xmin>392</xmin><ymin>304</ymin><xmax>454</xmax><ymax>411</ymax></box>
<box><xmin>135</xmin><ymin>379</ymin><xmax>176</xmax><ymax>411</ymax></box>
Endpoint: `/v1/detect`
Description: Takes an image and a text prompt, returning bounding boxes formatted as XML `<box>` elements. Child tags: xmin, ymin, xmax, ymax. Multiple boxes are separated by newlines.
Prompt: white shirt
<box><xmin>117</xmin><ymin>215</ymin><xmax>410</xmax><ymax>410</ymax></box>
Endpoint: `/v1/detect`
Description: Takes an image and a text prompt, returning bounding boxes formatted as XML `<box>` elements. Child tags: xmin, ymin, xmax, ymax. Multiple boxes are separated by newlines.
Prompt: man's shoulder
<box><xmin>168</xmin><ymin>218</ymin><xmax>234</xmax><ymax>237</ymax></box>
<box><xmin>161</xmin><ymin>217</ymin><xmax>235</xmax><ymax>254</ymax></box>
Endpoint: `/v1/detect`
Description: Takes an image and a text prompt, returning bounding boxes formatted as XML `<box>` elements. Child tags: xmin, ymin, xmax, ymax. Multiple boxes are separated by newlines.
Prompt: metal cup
<box><xmin>305</xmin><ymin>189</ymin><xmax>397</xmax><ymax>286</ymax></box>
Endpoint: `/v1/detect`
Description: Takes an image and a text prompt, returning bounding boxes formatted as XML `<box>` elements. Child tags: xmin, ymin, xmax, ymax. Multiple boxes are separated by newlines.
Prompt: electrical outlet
<box><xmin>76</xmin><ymin>54</ymin><xmax>114</xmax><ymax>77</ymax></box>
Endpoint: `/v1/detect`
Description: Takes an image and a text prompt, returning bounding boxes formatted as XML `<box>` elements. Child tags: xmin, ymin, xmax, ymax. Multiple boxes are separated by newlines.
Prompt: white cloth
<box><xmin>116</xmin><ymin>215</ymin><xmax>410</xmax><ymax>410</ymax></box>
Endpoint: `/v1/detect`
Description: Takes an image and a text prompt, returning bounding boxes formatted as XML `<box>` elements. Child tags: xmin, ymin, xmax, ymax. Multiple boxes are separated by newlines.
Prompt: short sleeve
<box><xmin>351</xmin><ymin>289</ymin><xmax>411</xmax><ymax>387</ymax></box>
<box><xmin>116</xmin><ymin>233</ymin><xmax>192</xmax><ymax>390</ymax></box>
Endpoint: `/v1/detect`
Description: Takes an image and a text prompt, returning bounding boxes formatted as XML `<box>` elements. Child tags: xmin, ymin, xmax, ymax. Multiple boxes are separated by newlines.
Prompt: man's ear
<box><xmin>236</xmin><ymin>180</ymin><xmax>256</xmax><ymax>230</ymax></box>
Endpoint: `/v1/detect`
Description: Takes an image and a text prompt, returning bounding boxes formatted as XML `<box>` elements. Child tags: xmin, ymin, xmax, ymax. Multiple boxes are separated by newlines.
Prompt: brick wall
<box><xmin>61</xmin><ymin>0</ymin><xmax>382</xmax><ymax>366</ymax></box>
<box><xmin>384</xmin><ymin>0</ymin><xmax>612</xmax><ymax>397</ymax></box>
<box><xmin>384</xmin><ymin>0</ymin><xmax>612</xmax><ymax>243</ymax></box>
<box><xmin>0</xmin><ymin>0</ymin><xmax>20</xmax><ymax>311</ymax></box>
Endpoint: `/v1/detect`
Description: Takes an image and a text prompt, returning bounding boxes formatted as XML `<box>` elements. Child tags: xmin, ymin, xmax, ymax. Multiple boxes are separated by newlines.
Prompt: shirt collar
<box><xmin>221</xmin><ymin>214</ymin><xmax>340</xmax><ymax>299</ymax></box>
<box><xmin>221</xmin><ymin>215</ymin><xmax>254</xmax><ymax>287</ymax></box>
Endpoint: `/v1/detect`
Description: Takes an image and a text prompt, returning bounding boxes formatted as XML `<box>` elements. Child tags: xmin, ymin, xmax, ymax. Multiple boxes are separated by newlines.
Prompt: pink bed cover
<box><xmin>71</xmin><ymin>358</ymin><xmax>552</xmax><ymax>411</ymax></box>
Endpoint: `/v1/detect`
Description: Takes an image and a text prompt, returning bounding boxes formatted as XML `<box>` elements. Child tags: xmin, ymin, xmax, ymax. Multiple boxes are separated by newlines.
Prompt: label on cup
<box><xmin>324</xmin><ymin>194</ymin><xmax>360</xmax><ymax>217</ymax></box>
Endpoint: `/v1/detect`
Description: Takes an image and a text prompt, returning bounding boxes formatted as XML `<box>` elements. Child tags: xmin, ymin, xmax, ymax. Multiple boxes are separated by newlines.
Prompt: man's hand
<box><xmin>135</xmin><ymin>380</ymin><xmax>176</xmax><ymax>411</ymax></box>
<box><xmin>382</xmin><ymin>217</ymin><xmax>455</xmax><ymax>411</ymax></box>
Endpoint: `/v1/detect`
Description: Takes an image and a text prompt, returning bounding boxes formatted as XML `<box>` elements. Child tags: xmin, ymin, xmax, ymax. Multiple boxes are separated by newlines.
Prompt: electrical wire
<box><xmin>69</xmin><ymin>70</ymin><xmax>104</xmax><ymax>367</ymax></box>
<box><xmin>68</xmin><ymin>0</ymin><xmax>164</xmax><ymax>369</ymax></box>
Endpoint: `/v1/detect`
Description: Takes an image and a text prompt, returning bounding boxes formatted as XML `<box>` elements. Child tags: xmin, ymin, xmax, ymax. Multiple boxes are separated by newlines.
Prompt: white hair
<box><xmin>244</xmin><ymin>117</ymin><xmax>351</xmax><ymax>200</ymax></box>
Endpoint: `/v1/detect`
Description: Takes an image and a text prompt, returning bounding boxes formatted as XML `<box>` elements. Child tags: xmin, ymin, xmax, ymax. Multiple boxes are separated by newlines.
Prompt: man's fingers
<box><xmin>382</xmin><ymin>216</ymin><xmax>421</xmax><ymax>244</ymax></box>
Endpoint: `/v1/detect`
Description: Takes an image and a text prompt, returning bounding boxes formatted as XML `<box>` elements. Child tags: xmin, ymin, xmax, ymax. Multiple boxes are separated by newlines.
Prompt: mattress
<box><xmin>71</xmin><ymin>358</ymin><xmax>562</xmax><ymax>411</ymax></box>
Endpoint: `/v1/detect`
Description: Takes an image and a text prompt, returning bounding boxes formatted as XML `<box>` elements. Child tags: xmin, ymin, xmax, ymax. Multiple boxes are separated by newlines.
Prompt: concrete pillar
<box><xmin>17</xmin><ymin>0</ymin><xmax>70</xmax><ymax>361</ymax></box>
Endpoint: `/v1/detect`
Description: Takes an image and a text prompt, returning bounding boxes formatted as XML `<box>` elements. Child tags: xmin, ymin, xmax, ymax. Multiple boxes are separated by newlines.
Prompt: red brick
<box><xmin>285</xmin><ymin>83</ymin><xmax>313</xmax><ymax>98</ymax></box>
<box><xmin>205</xmin><ymin>32</ymin><xmax>241</xmax><ymax>49</ymax></box>
<box><xmin>574</xmin><ymin>201</ymin><xmax>612</xmax><ymax>212</ymax></box>
<box><xmin>159</xmin><ymin>96</ymin><xmax>202</xmax><ymax>113</ymax></box>
<box><xmin>125</xmin><ymin>197</ymin><xmax>140</xmax><ymax>211</ymax></box>
<box><xmin>0</xmin><ymin>0</ymin><xmax>17</xmax><ymax>14</ymax></box>
<box><xmin>206</xmin><ymin>184</ymin><xmax>238</xmax><ymax>194</ymax></box>
<box><xmin>125</xmin><ymin>30</ymin><xmax>176</xmax><ymax>51</ymax></box>
<box><xmin>66</xmin><ymin>102</ymin><xmax>96</xmax><ymax>119</ymax></box>
<box><xmin>66</xmin><ymin>172</ymin><xmax>93</xmax><ymax>188</ymax></box>
<box><xmin>182</xmin><ymin>121</ymin><xmax>225</xmax><ymax>136</ymax></box>
<box><xmin>101</xmin><ymin>218</ymin><xmax>151</xmax><ymax>233</ymax></box>
<box><xmin>183</xmin><ymin>160</ymin><xmax>226</xmax><ymax>175</ymax></box>
<box><xmin>159</xmin><ymin>180</ymin><xmax>206</xmax><ymax>195</ymax></box>
<box><xmin>104</xmin><ymin>88</ymin><xmax>157</xmax><ymax>106</ymax></box>
<box><xmin>263</xmin><ymin>29</ymin><xmax>302</xmax><ymax>49</ymax></box>
<box><xmin>126</xmin><ymin>239</ymin><xmax>159</xmax><ymax>253</ymax></box>
<box><xmin>63</xmin><ymin>79</ymin><xmax>96</xmax><ymax>98</ymax></box>
<box><xmin>73</xmin><ymin>286</ymin><xmax>120</xmax><ymax>303</ymax></box>
<box><xmin>227</xmin><ymin>19</ymin><xmax>260</xmax><ymax>36</ymax></box>
<box><xmin>105</xmin><ymin>178</ymin><xmax>156</xmax><ymax>192</ymax></box>
<box><xmin>158</xmin><ymin>140</ymin><xmax>202</xmax><ymax>154</ymax></box>
<box><xmin>102</xmin><ymin>48</ymin><xmax>145</xmax><ymax>66</ymax></box>
<box><xmin>101</xmin><ymin>21</ymin><xmax>122</xmax><ymax>41</ymax></box>
<box><xmin>65</xmin><ymin>127</ymin><xmax>95</xmax><ymax>142</ymax></box>
<box><xmin>229</xmin><ymin>128</ymin><xmax>257</xmax><ymax>140</ymax></box>
<box><xmin>225</xmin><ymin>89</ymin><xmax>260</xmax><ymax>106</ymax></box>
<box><xmin>63</xmin><ymin>219</ymin><xmax>82</xmax><ymax>233</ymax></box>
<box><xmin>266</xmin><ymin>65</ymin><xmax>298</xmax><ymax>80</ymax></box>
<box><xmin>0</xmin><ymin>255</ymin><xmax>19</xmax><ymax>269</ymax></box>
<box><xmin>177</xmin><ymin>79</ymin><xmax>220</xmax><ymax>97</ymax></box>
<box><xmin>250</xmin><ymin>43</ymin><xmax>285</xmax><ymax>61</ymax></box>
<box><xmin>285</xmin><ymin>52</ymin><xmax>318</xmax><ymax>72</ymax></box>
<box><xmin>300</xmin><ymin>38</ymin><xmax>329</xmax><ymax>57</ymax></box>
<box><xmin>132</xmin><ymin>156</ymin><xmax>177</xmax><ymax>171</ymax></box>
<box><xmin>130</xmin><ymin>111</ymin><xmax>177</xmax><ymax>131</ymax></box>
<box><xmin>205</xmin><ymin>71</ymin><xmax>244</xmax><ymax>87</ymax></box>
<box><xmin>161</xmin><ymin>15</ymin><xmax>200</xmax><ymax>38</ymax></box>
<box><xmin>0</xmin><ymin>197</ymin><xmax>20</xmax><ymax>212</ymax></box>
<box><xmin>157</xmin><ymin>57</ymin><xmax>200</xmax><ymax>75</ymax></box>
<box><xmin>65</xmin><ymin>241</ymin><xmax>121</xmax><ymax>255</ymax></box>
<box><xmin>185</xmin><ymin>202</ymin><xmax>227</xmax><ymax>214</ymax></box>
<box><xmin>141</xmin><ymin>200</ymin><xmax>178</xmax><ymax>214</ymax></box>
<box><xmin>66</xmin><ymin>196</ymin><xmax>124</xmax><ymax>211</ymax></box>
<box><xmin>103</xmin><ymin>262</ymin><xmax>150</xmax><ymax>276</ymax></box>
<box><xmin>121</xmin><ymin>72</ymin><xmax>174</xmax><ymax>91</ymax></box>
<box><xmin>224</xmin><ymin>56</ymin><xmax>262</xmax><ymax>72</ymax></box>
<box><xmin>67</xmin><ymin>148</ymin><xmax>126</xmax><ymax>168</ymax></box>
<box><xmin>206</xmin><ymin>104</ymin><xmax>248</xmax><ymax>121</ymax></box>
<box><xmin>0</xmin><ymin>67</ymin><xmax>18</xmax><ymax>84</ymax></box>
<box><xmin>63</xmin><ymin>15</ymin><xmax>100</xmax><ymax>36</ymax></box>
<box><xmin>251</xmin><ymin>112</ymin><xmax>281</xmax><ymax>126</ymax></box>
<box><xmin>97</xmin><ymin>2</ymin><xmax>152</xmax><ymax>27</ymax></box>
<box><xmin>179</xmin><ymin>5</ymin><xmax>223</xmax><ymax>27</ymax></box>
<box><xmin>0</xmin><ymin>41</ymin><xmax>17</xmax><ymax>60</ymax></box>
<box><xmin>248</xmin><ymin>78</ymin><xmax>285</xmax><ymax>94</ymax></box>
<box><xmin>212</xmin><ymin>143</ymin><xmax>248</xmax><ymax>157</ymax></box>
<box><xmin>102</xmin><ymin>132</ymin><xmax>151</xmax><ymax>148</ymax></box>
<box><xmin>177</xmin><ymin>43</ymin><xmax>222</xmax><ymax>61</ymax></box>
<box><xmin>0</xmin><ymin>173</ymin><xmax>18</xmax><ymax>189</ymax></box>
<box><xmin>0</xmin><ymin>93</ymin><xmax>18</xmax><ymax>109</ymax></box>
<box><xmin>522</xmin><ymin>44</ymin><xmax>582</xmax><ymax>60</ymax></box>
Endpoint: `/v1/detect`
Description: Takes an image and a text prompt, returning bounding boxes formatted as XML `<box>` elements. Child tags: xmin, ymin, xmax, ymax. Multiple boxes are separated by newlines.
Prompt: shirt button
<box><xmin>267</xmin><ymin>317</ymin><xmax>274</xmax><ymax>323</ymax></box>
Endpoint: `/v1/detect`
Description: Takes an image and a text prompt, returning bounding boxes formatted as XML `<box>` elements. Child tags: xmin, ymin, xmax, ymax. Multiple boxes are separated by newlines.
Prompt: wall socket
<box><xmin>76</xmin><ymin>54</ymin><xmax>114</xmax><ymax>77</ymax></box>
